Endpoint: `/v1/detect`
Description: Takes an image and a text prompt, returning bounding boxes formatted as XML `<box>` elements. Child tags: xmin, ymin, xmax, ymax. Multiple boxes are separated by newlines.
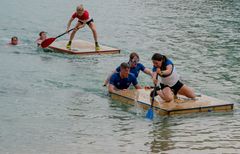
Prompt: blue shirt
<box><xmin>109</xmin><ymin>72</ymin><xmax>138</xmax><ymax>89</ymax></box>
<box><xmin>152</xmin><ymin>59</ymin><xmax>173</xmax><ymax>72</ymax></box>
<box><xmin>116</xmin><ymin>63</ymin><xmax>145</xmax><ymax>78</ymax></box>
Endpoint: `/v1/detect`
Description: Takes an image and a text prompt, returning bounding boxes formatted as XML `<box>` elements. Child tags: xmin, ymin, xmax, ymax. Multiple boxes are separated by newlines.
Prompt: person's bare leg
<box><xmin>178</xmin><ymin>85</ymin><xmax>196</xmax><ymax>98</ymax></box>
<box><xmin>88</xmin><ymin>22</ymin><xmax>98</xmax><ymax>42</ymax></box>
<box><xmin>69</xmin><ymin>30</ymin><xmax>77</xmax><ymax>42</ymax></box>
<box><xmin>66</xmin><ymin>22</ymin><xmax>82</xmax><ymax>49</ymax></box>
<box><xmin>88</xmin><ymin>22</ymin><xmax>100</xmax><ymax>50</ymax></box>
<box><xmin>157</xmin><ymin>87</ymin><xmax>174</xmax><ymax>102</ymax></box>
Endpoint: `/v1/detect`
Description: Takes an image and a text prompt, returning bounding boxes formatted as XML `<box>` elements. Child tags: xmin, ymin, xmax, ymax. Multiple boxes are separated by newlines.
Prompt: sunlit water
<box><xmin>0</xmin><ymin>0</ymin><xmax>239</xmax><ymax>153</ymax></box>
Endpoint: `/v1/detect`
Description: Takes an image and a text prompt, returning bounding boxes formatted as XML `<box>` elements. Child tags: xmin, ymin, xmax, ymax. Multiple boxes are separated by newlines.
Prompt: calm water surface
<box><xmin>0</xmin><ymin>0</ymin><xmax>240</xmax><ymax>153</ymax></box>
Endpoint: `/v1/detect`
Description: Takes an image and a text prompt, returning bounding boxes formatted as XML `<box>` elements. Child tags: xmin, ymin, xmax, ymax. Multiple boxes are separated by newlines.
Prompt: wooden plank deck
<box><xmin>110</xmin><ymin>89</ymin><xmax>234</xmax><ymax>116</ymax></box>
<box><xmin>48</xmin><ymin>40</ymin><xmax>120</xmax><ymax>55</ymax></box>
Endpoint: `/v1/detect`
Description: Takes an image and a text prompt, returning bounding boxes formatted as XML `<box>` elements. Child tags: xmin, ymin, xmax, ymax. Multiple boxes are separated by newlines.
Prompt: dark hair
<box><xmin>11</xmin><ymin>36</ymin><xmax>18</xmax><ymax>41</ymax></box>
<box><xmin>129</xmin><ymin>52</ymin><xmax>139</xmax><ymax>61</ymax></box>
<box><xmin>120</xmin><ymin>62</ymin><xmax>130</xmax><ymax>69</ymax></box>
<box><xmin>39</xmin><ymin>31</ymin><xmax>46</xmax><ymax>36</ymax></box>
<box><xmin>151</xmin><ymin>53</ymin><xmax>168</xmax><ymax>70</ymax></box>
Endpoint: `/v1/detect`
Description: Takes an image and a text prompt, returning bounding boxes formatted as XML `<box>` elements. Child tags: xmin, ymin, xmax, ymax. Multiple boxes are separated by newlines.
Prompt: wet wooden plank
<box><xmin>110</xmin><ymin>89</ymin><xmax>234</xmax><ymax>116</ymax></box>
<box><xmin>48</xmin><ymin>40</ymin><xmax>120</xmax><ymax>55</ymax></box>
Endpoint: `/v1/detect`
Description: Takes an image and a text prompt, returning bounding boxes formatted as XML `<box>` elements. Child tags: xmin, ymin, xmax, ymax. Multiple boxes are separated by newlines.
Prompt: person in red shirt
<box><xmin>36</xmin><ymin>31</ymin><xmax>47</xmax><ymax>47</ymax></box>
<box><xmin>66</xmin><ymin>4</ymin><xmax>100</xmax><ymax>51</ymax></box>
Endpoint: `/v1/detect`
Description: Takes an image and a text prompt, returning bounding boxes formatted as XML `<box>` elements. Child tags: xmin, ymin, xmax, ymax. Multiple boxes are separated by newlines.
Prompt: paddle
<box><xmin>41</xmin><ymin>28</ymin><xmax>74</xmax><ymax>48</ymax></box>
<box><xmin>146</xmin><ymin>74</ymin><xmax>159</xmax><ymax>120</ymax></box>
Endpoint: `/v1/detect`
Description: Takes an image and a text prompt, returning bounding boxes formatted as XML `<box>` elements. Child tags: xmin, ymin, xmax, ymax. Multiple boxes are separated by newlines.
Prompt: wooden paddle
<box><xmin>146</xmin><ymin>74</ymin><xmax>159</xmax><ymax>120</ymax></box>
<box><xmin>41</xmin><ymin>28</ymin><xmax>74</xmax><ymax>48</ymax></box>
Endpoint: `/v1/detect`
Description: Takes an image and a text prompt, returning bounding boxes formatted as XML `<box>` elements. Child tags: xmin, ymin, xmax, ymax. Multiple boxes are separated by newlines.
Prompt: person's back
<box><xmin>110</xmin><ymin>72</ymin><xmax>137</xmax><ymax>90</ymax></box>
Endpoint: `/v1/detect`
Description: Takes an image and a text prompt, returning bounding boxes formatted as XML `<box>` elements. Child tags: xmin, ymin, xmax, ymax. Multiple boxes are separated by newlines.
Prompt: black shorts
<box><xmin>160</xmin><ymin>80</ymin><xmax>184</xmax><ymax>95</ymax></box>
<box><xmin>78</xmin><ymin>18</ymin><xmax>94</xmax><ymax>25</ymax></box>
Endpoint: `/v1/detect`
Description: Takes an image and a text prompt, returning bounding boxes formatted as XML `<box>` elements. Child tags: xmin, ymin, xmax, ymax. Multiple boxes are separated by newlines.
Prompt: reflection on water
<box><xmin>147</xmin><ymin>112</ymin><xmax>240</xmax><ymax>153</ymax></box>
<box><xmin>149</xmin><ymin>119</ymin><xmax>174</xmax><ymax>153</ymax></box>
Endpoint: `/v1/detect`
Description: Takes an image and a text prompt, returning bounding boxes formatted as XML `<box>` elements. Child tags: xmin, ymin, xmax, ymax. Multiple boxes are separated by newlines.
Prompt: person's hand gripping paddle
<box><xmin>41</xmin><ymin>28</ymin><xmax>74</xmax><ymax>48</ymax></box>
<box><xmin>146</xmin><ymin>74</ymin><xmax>159</xmax><ymax>120</ymax></box>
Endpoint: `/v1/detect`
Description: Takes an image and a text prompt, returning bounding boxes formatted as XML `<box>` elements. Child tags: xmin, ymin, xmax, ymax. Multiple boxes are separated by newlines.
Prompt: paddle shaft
<box><xmin>55</xmin><ymin>28</ymin><xmax>74</xmax><ymax>39</ymax></box>
<box><xmin>150</xmin><ymin>74</ymin><xmax>159</xmax><ymax>108</ymax></box>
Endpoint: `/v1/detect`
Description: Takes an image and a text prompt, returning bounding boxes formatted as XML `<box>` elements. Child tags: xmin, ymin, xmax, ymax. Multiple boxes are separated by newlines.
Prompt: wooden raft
<box><xmin>48</xmin><ymin>40</ymin><xmax>120</xmax><ymax>55</ymax></box>
<box><xmin>110</xmin><ymin>89</ymin><xmax>234</xmax><ymax>116</ymax></box>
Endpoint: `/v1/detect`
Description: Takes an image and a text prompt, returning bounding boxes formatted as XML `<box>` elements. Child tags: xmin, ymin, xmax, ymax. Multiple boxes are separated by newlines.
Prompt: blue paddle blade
<box><xmin>146</xmin><ymin>108</ymin><xmax>154</xmax><ymax>120</ymax></box>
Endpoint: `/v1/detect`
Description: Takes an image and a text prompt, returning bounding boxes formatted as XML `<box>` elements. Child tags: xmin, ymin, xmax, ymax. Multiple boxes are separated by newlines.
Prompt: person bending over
<box><xmin>104</xmin><ymin>52</ymin><xmax>152</xmax><ymax>86</ymax></box>
<box><xmin>151</xmin><ymin>53</ymin><xmax>196</xmax><ymax>102</ymax></box>
<box><xmin>108</xmin><ymin>62</ymin><xmax>142</xmax><ymax>93</ymax></box>
<box><xmin>66</xmin><ymin>4</ymin><xmax>100</xmax><ymax>51</ymax></box>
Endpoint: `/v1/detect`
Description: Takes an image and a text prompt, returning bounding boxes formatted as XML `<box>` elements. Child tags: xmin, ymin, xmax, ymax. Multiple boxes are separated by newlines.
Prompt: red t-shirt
<box><xmin>71</xmin><ymin>10</ymin><xmax>89</xmax><ymax>21</ymax></box>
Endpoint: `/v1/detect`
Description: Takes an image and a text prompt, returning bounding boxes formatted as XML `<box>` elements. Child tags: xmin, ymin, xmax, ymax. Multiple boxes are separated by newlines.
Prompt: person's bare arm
<box><xmin>152</xmin><ymin>71</ymin><xmax>158</xmax><ymax>85</ymax></box>
<box><xmin>108</xmin><ymin>84</ymin><xmax>116</xmax><ymax>93</ymax></box>
<box><xmin>66</xmin><ymin>18</ymin><xmax>74</xmax><ymax>32</ymax></box>
<box><xmin>158</xmin><ymin>65</ymin><xmax>172</xmax><ymax>76</ymax></box>
<box><xmin>76</xmin><ymin>23</ymin><xmax>85</xmax><ymax>29</ymax></box>
<box><xmin>134</xmin><ymin>84</ymin><xmax>142</xmax><ymax>89</ymax></box>
<box><xmin>143</xmin><ymin>68</ymin><xmax>153</xmax><ymax>77</ymax></box>
<box><xmin>103</xmin><ymin>70</ymin><xmax>117</xmax><ymax>86</ymax></box>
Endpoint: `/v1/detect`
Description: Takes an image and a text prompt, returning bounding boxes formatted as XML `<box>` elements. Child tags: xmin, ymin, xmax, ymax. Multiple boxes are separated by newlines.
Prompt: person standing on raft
<box><xmin>66</xmin><ymin>4</ymin><xmax>100</xmax><ymax>51</ymax></box>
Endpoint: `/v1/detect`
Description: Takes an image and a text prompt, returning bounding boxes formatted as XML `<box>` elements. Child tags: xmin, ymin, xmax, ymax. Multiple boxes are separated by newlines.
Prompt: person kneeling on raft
<box><xmin>150</xmin><ymin>53</ymin><xmax>196</xmax><ymax>102</ymax></box>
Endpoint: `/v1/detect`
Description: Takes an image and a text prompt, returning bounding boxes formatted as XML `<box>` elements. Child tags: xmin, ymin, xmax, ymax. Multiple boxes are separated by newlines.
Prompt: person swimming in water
<box><xmin>36</xmin><ymin>31</ymin><xmax>47</xmax><ymax>47</ymax></box>
<box><xmin>9</xmin><ymin>36</ymin><xmax>18</xmax><ymax>45</ymax></box>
